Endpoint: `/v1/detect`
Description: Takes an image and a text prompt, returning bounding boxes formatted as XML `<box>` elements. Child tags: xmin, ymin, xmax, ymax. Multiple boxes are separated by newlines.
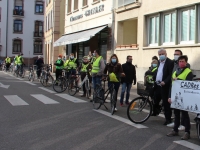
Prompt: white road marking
<box><xmin>31</xmin><ymin>94</ymin><xmax>59</xmax><ymax>104</ymax></box>
<box><xmin>38</xmin><ymin>87</ymin><xmax>56</xmax><ymax>94</ymax></box>
<box><xmin>4</xmin><ymin>95</ymin><xmax>29</xmax><ymax>106</ymax></box>
<box><xmin>173</xmin><ymin>140</ymin><xmax>200</xmax><ymax>150</ymax></box>
<box><xmin>55</xmin><ymin>94</ymin><xmax>87</xmax><ymax>103</ymax></box>
<box><xmin>93</xmin><ymin>109</ymin><xmax>148</xmax><ymax>129</ymax></box>
<box><xmin>23</xmin><ymin>81</ymin><xmax>36</xmax><ymax>85</ymax></box>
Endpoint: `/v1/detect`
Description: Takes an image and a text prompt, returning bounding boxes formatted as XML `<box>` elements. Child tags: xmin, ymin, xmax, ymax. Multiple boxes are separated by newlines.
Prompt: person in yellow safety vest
<box><xmin>78</xmin><ymin>56</ymin><xmax>92</xmax><ymax>98</ymax></box>
<box><xmin>54</xmin><ymin>54</ymin><xmax>64</xmax><ymax>81</ymax></box>
<box><xmin>5</xmin><ymin>56</ymin><xmax>11</xmax><ymax>71</ymax></box>
<box><xmin>17</xmin><ymin>53</ymin><xmax>24</xmax><ymax>75</ymax></box>
<box><xmin>91</xmin><ymin>49</ymin><xmax>105</xmax><ymax>91</ymax></box>
<box><xmin>167</xmin><ymin>55</ymin><xmax>193</xmax><ymax>140</ymax></box>
<box><xmin>65</xmin><ymin>53</ymin><xmax>79</xmax><ymax>79</ymax></box>
<box><xmin>103</xmin><ymin>54</ymin><xmax>125</xmax><ymax>111</ymax></box>
<box><xmin>14</xmin><ymin>55</ymin><xmax>18</xmax><ymax>65</ymax></box>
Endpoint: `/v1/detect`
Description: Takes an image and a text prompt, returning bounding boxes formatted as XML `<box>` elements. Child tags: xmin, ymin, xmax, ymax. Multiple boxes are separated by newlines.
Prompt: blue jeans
<box><xmin>120</xmin><ymin>83</ymin><xmax>132</xmax><ymax>104</ymax></box>
<box><xmin>92</xmin><ymin>76</ymin><xmax>102</xmax><ymax>89</ymax></box>
<box><xmin>67</xmin><ymin>69</ymin><xmax>76</xmax><ymax>79</ymax></box>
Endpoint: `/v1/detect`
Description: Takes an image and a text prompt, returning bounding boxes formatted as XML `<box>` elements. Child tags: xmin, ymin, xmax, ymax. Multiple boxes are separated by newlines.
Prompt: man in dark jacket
<box><xmin>36</xmin><ymin>55</ymin><xmax>44</xmax><ymax>79</ymax></box>
<box><xmin>153</xmin><ymin>48</ymin><xmax>174</xmax><ymax>125</ymax></box>
<box><xmin>120</xmin><ymin>55</ymin><xmax>136</xmax><ymax>106</ymax></box>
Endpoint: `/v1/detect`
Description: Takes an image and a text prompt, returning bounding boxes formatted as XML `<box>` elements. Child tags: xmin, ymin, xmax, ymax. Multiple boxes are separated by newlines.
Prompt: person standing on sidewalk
<box><xmin>54</xmin><ymin>54</ymin><xmax>64</xmax><ymax>81</ymax></box>
<box><xmin>66</xmin><ymin>53</ymin><xmax>79</xmax><ymax>78</ymax></box>
<box><xmin>35</xmin><ymin>55</ymin><xmax>44</xmax><ymax>79</ymax></box>
<box><xmin>91</xmin><ymin>49</ymin><xmax>105</xmax><ymax>90</ymax></box>
<box><xmin>167</xmin><ymin>55</ymin><xmax>193</xmax><ymax>140</ymax></box>
<box><xmin>120</xmin><ymin>55</ymin><xmax>136</xmax><ymax>106</ymax></box>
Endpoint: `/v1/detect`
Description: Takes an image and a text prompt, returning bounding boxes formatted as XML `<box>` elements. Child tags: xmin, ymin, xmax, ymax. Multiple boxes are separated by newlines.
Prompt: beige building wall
<box><xmin>44</xmin><ymin>0</ymin><xmax>66</xmax><ymax>70</ymax></box>
<box><xmin>114</xmin><ymin>0</ymin><xmax>200</xmax><ymax>81</ymax></box>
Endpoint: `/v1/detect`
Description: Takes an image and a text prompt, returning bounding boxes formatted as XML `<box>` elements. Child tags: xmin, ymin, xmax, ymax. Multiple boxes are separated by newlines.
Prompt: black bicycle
<box><xmin>93</xmin><ymin>78</ymin><xmax>117</xmax><ymax>115</ymax></box>
<box><xmin>40</xmin><ymin>65</ymin><xmax>54</xmax><ymax>87</ymax></box>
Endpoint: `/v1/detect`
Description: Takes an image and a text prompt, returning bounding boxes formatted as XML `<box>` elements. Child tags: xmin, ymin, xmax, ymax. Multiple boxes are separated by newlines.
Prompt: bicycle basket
<box><xmin>137</xmin><ymin>81</ymin><xmax>149</xmax><ymax>96</ymax></box>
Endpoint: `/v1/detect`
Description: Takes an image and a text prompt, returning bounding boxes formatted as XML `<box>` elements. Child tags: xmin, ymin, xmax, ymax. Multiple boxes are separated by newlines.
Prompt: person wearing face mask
<box><xmin>153</xmin><ymin>48</ymin><xmax>174</xmax><ymax>125</ymax></box>
<box><xmin>65</xmin><ymin>53</ymin><xmax>79</xmax><ymax>79</ymax></box>
<box><xmin>78</xmin><ymin>56</ymin><xmax>92</xmax><ymax>98</ymax></box>
<box><xmin>167</xmin><ymin>55</ymin><xmax>193</xmax><ymax>140</ymax></box>
<box><xmin>54</xmin><ymin>54</ymin><xmax>64</xmax><ymax>81</ymax></box>
<box><xmin>104</xmin><ymin>54</ymin><xmax>124</xmax><ymax>111</ymax></box>
<box><xmin>119</xmin><ymin>55</ymin><xmax>136</xmax><ymax>106</ymax></box>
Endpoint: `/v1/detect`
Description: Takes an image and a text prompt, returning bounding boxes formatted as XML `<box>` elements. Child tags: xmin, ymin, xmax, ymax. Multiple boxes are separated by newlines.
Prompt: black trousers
<box><xmin>173</xmin><ymin>109</ymin><xmax>190</xmax><ymax>133</ymax></box>
<box><xmin>56</xmin><ymin>69</ymin><xmax>62</xmax><ymax>80</ymax></box>
<box><xmin>6</xmin><ymin>63</ymin><xmax>11</xmax><ymax>70</ymax></box>
<box><xmin>81</xmin><ymin>75</ymin><xmax>91</xmax><ymax>95</ymax></box>
<box><xmin>154</xmin><ymin>85</ymin><xmax>172</xmax><ymax>121</ymax></box>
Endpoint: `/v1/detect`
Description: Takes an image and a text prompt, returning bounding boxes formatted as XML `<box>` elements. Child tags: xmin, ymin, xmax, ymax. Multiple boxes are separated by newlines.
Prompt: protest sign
<box><xmin>171</xmin><ymin>80</ymin><xmax>200</xmax><ymax>113</ymax></box>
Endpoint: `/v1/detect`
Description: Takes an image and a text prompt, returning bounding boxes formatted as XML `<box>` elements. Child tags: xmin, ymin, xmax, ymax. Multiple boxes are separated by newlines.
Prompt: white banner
<box><xmin>171</xmin><ymin>80</ymin><xmax>200</xmax><ymax>113</ymax></box>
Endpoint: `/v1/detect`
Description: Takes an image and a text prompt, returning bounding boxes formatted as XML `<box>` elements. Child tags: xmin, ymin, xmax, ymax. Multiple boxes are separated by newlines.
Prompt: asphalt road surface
<box><xmin>0</xmin><ymin>71</ymin><xmax>200</xmax><ymax>150</ymax></box>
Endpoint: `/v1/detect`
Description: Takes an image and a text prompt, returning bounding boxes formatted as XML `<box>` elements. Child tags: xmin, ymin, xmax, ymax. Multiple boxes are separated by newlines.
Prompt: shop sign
<box><xmin>85</xmin><ymin>5</ymin><xmax>104</xmax><ymax>17</ymax></box>
<box><xmin>70</xmin><ymin>14</ymin><xmax>83</xmax><ymax>22</ymax></box>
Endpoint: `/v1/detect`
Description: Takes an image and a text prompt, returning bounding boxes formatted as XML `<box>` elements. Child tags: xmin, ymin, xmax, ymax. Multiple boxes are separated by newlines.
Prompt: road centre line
<box><xmin>93</xmin><ymin>109</ymin><xmax>148</xmax><ymax>129</ymax></box>
<box><xmin>173</xmin><ymin>140</ymin><xmax>200</xmax><ymax>150</ymax></box>
<box><xmin>4</xmin><ymin>95</ymin><xmax>29</xmax><ymax>106</ymax></box>
<box><xmin>31</xmin><ymin>94</ymin><xmax>59</xmax><ymax>104</ymax></box>
<box><xmin>38</xmin><ymin>87</ymin><xmax>56</xmax><ymax>94</ymax></box>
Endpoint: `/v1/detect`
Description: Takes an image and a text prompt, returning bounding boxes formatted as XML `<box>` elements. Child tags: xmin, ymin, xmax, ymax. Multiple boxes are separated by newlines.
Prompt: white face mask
<box><xmin>58</xmin><ymin>57</ymin><xmax>61</xmax><ymax>60</ymax></box>
<box><xmin>174</xmin><ymin>55</ymin><xmax>179</xmax><ymax>61</ymax></box>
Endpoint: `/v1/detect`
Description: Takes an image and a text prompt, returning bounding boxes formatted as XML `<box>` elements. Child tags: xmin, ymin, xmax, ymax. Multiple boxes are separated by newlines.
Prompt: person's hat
<box><xmin>58</xmin><ymin>54</ymin><xmax>62</xmax><ymax>57</ymax></box>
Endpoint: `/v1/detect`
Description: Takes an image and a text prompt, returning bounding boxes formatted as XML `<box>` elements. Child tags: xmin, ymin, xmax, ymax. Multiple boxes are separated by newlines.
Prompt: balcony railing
<box><xmin>13</xmin><ymin>9</ymin><xmax>24</xmax><ymax>16</ymax></box>
<box><xmin>34</xmin><ymin>31</ymin><xmax>44</xmax><ymax>37</ymax></box>
<box><xmin>116</xmin><ymin>44</ymin><xmax>138</xmax><ymax>49</ymax></box>
<box><xmin>116</xmin><ymin>0</ymin><xmax>137</xmax><ymax>8</ymax></box>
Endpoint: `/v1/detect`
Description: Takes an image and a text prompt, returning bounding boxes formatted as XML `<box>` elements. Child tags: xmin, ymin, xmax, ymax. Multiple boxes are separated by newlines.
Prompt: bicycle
<box><xmin>127</xmin><ymin>81</ymin><xmax>155</xmax><ymax>124</ymax></box>
<box><xmin>53</xmin><ymin>69</ymin><xmax>69</xmax><ymax>93</ymax></box>
<box><xmin>67</xmin><ymin>72</ymin><xmax>91</xmax><ymax>98</ymax></box>
<box><xmin>14</xmin><ymin>65</ymin><xmax>25</xmax><ymax>78</ymax></box>
<box><xmin>92</xmin><ymin>77</ymin><xmax>117</xmax><ymax>115</ymax></box>
<box><xmin>28</xmin><ymin>65</ymin><xmax>36</xmax><ymax>82</ymax></box>
<box><xmin>40</xmin><ymin>65</ymin><xmax>54</xmax><ymax>87</ymax></box>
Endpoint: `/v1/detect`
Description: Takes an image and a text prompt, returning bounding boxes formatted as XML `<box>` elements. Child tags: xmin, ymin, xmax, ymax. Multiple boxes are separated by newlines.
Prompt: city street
<box><xmin>0</xmin><ymin>71</ymin><xmax>200</xmax><ymax>150</ymax></box>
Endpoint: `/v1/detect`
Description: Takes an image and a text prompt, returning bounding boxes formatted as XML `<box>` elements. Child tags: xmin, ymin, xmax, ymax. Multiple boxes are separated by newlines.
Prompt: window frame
<box><xmin>34</xmin><ymin>39</ymin><xmax>43</xmax><ymax>54</ymax></box>
<box><xmin>82</xmin><ymin>0</ymin><xmax>87</xmax><ymax>7</ymax></box>
<box><xmin>147</xmin><ymin>15</ymin><xmax>160</xmax><ymax>46</ymax></box>
<box><xmin>13</xmin><ymin>19</ymin><xmax>23</xmax><ymax>33</ymax></box>
<box><xmin>74</xmin><ymin>0</ymin><xmax>78</xmax><ymax>11</ymax></box>
<box><xmin>162</xmin><ymin>11</ymin><xmax>176</xmax><ymax>45</ymax></box>
<box><xmin>12</xmin><ymin>39</ymin><xmax>22</xmax><ymax>53</ymax></box>
<box><xmin>35</xmin><ymin>1</ymin><xmax>44</xmax><ymax>14</ymax></box>
<box><xmin>179</xmin><ymin>6</ymin><xmax>196</xmax><ymax>44</ymax></box>
<box><xmin>67</xmin><ymin>0</ymin><xmax>72</xmax><ymax>13</ymax></box>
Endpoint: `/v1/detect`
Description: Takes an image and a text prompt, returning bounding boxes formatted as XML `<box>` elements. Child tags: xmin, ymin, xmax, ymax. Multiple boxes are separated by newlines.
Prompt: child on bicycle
<box><xmin>78</xmin><ymin>56</ymin><xmax>92</xmax><ymax>98</ymax></box>
<box><xmin>103</xmin><ymin>54</ymin><xmax>125</xmax><ymax>111</ymax></box>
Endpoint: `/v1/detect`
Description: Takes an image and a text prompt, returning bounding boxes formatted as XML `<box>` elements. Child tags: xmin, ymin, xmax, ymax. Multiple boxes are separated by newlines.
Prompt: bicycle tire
<box><xmin>110</xmin><ymin>89</ymin><xmax>116</xmax><ymax>115</ymax></box>
<box><xmin>68</xmin><ymin>78</ymin><xmax>77</xmax><ymax>96</ymax></box>
<box><xmin>93</xmin><ymin>84</ymin><xmax>104</xmax><ymax>109</ymax></box>
<box><xmin>30</xmin><ymin>72</ymin><xmax>35</xmax><ymax>82</ymax></box>
<box><xmin>127</xmin><ymin>97</ymin><xmax>152</xmax><ymax>124</ymax></box>
<box><xmin>53</xmin><ymin>77</ymin><xmax>68</xmax><ymax>93</ymax></box>
<box><xmin>40</xmin><ymin>74</ymin><xmax>54</xmax><ymax>87</ymax></box>
<box><xmin>85</xmin><ymin>80</ymin><xmax>90</xmax><ymax>99</ymax></box>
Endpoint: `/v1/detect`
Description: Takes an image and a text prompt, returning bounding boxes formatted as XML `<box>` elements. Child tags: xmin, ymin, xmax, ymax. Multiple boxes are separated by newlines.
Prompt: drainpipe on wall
<box><xmin>51</xmin><ymin>0</ymin><xmax>55</xmax><ymax>71</ymax></box>
<box><xmin>111</xmin><ymin>0</ymin><xmax>115</xmax><ymax>55</ymax></box>
<box><xmin>5</xmin><ymin>0</ymin><xmax>9</xmax><ymax>57</ymax></box>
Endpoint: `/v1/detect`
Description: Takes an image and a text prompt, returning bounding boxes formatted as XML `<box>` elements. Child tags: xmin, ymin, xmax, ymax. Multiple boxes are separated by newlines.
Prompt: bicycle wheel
<box><xmin>41</xmin><ymin>74</ymin><xmax>54</xmax><ymax>87</ymax></box>
<box><xmin>30</xmin><ymin>72</ymin><xmax>35</xmax><ymax>82</ymax></box>
<box><xmin>21</xmin><ymin>69</ymin><xmax>25</xmax><ymax>78</ymax></box>
<box><xmin>53</xmin><ymin>77</ymin><xmax>68</xmax><ymax>93</ymax></box>
<box><xmin>127</xmin><ymin>97</ymin><xmax>152</xmax><ymax>124</ymax></box>
<box><xmin>68</xmin><ymin>78</ymin><xmax>77</xmax><ymax>96</ymax></box>
<box><xmin>9</xmin><ymin>67</ymin><xmax>13</xmax><ymax>73</ymax></box>
<box><xmin>85</xmin><ymin>80</ymin><xmax>90</xmax><ymax>99</ymax></box>
<box><xmin>110</xmin><ymin>89</ymin><xmax>116</xmax><ymax>115</ymax></box>
<box><xmin>93</xmin><ymin>84</ymin><xmax>104</xmax><ymax>109</ymax></box>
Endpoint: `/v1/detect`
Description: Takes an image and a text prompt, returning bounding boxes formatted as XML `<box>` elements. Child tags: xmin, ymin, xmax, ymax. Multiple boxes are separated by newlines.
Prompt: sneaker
<box><xmin>114</xmin><ymin>108</ymin><xmax>117</xmax><ymax>112</ymax></box>
<box><xmin>178</xmin><ymin>125</ymin><xmax>185</xmax><ymax>131</ymax></box>
<box><xmin>181</xmin><ymin>132</ymin><xmax>190</xmax><ymax>140</ymax></box>
<box><xmin>167</xmin><ymin>122</ymin><xmax>174</xmax><ymax>127</ymax></box>
<box><xmin>120</xmin><ymin>103</ymin><xmax>124</xmax><ymax>107</ymax></box>
<box><xmin>167</xmin><ymin>130</ymin><xmax>179</xmax><ymax>137</ymax></box>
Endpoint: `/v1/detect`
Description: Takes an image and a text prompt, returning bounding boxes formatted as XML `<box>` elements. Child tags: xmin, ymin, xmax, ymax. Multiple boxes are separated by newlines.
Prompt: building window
<box><xmin>14</xmin><ymin>0</ymin><xmax>23</xmax><ymax>16</ymax></box>
<box><xmin>13</xmin><ymin>39</ymin><xmax>22</xmax><ymax>53</ymax></box>
<box><xmin>34</xmin><ymin>21</ymin><xmax>43</xmax><ymax>37</ymax></box>
<box><xmin>74</xmin><ymin>0</ymin><xmax>78</xmax><ymax>10</ymax></box>
<box><xmin>13</xmin><ymin>19</ymin><xmax>23</xmax><ymax>33</ymax></box>
<box><xmin>34</xmin><ymin>39</ymin><xmax>43</xmax><ymax>54</ymax></box>
<box><xmin>67</xmin><ymin>0</ymin><xmax>71</xmax><ymax>13</ymax></box>
<box><xmin>83</xmin><ymin>0</ymin><xmax>87</xmax><ymax>6</ymax></box>
<box><xmin>163</xmin><ymin>12</ymin><xmax>176</xmax><ymax>44</ymax></box>
<box><xmin>180</xmin><ymin>7</ymin><xmax>195</xmax><ymax>43</ymax></box>
<box><xmin>148</xmin><ymin>16</ymin><xmax>159</xmax><ymax>45</ymax></box>
<box><xmin>35</xmin><ymin>1</ymin><xmax>44</xmax><ymax>14</ymax></box>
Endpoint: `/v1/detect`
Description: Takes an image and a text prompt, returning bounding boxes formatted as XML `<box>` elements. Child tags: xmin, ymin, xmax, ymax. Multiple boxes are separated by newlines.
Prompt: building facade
<box><xmin>44</xmin><ymin>0</ymin><xmax>66</xmax><ymax>65</ymax></box>
<box><xmin>114</xmin><ymin>0</ymin><xmax>200</xmax><ymax>80</ymax></box>
<box><xmin>0</xmin><ymin>0</ymin><xmax>45</xmax><ymax>65</ymax></box>
<box><xmin>54</xmin><ymin>0</ymin><xmax>114</xmax><ymax>63</ymax></box>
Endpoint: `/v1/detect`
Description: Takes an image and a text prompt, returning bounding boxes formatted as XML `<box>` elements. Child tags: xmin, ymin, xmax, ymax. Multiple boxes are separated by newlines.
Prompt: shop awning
<box><xmin>53</xmin><ymin>25</ymin><xmax>107</xmax><ymax>47</ymax></box>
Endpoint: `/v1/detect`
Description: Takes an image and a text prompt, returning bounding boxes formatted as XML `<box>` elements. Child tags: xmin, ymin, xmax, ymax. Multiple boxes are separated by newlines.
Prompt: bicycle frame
<box><xmin>78</xmin><ymin>75</ymin><xmax>89</xmax><ymax>89</ymax></box>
